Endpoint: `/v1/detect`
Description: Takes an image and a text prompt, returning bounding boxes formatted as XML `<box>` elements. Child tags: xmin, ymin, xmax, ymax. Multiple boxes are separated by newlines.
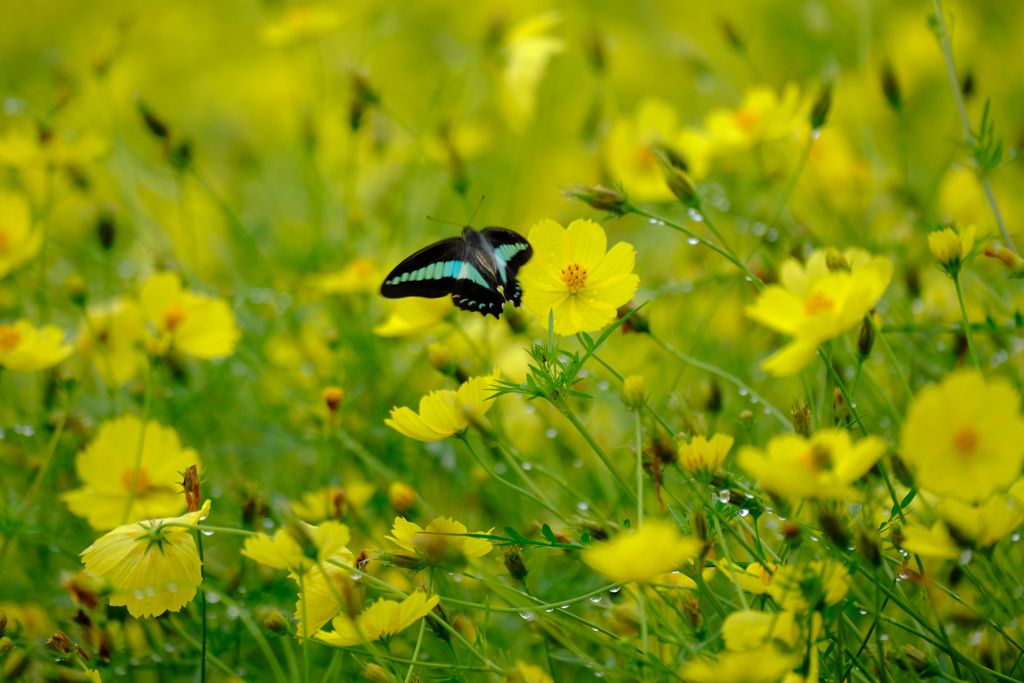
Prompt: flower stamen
<box><xmin>804</xmin><ymin>292</ymin><xmax>835</xmax><ymax>315</ymax></box>
<box><xmin>0</xmin><ymin>325</ymin><xmax>21</xmax><ymax>351</ymax></box>
<box><xmin>163</xmin><ymin>305</ymin><xmax>188</xmax><ymax>332</ymax></box>
<box><xmin>122</xmin><ymin>468</ymin><xmax>152</xmax><ymax>493</ymax></box>
<box><xmin>953</xmin><ymin>427</ymin><xmax>979</xmax><ymax>455</ymax></box>
<box><xmin>560</xmin><ymin>263</ymin><xmax>588</xmax><ymax>293</ymax></box>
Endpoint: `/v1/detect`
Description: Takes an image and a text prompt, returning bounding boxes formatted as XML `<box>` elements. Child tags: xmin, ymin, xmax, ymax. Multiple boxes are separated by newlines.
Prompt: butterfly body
<box><xmin>381</xmin><ymin>226</ymin><xmax>533</xmax><ymax>319</ymax></box>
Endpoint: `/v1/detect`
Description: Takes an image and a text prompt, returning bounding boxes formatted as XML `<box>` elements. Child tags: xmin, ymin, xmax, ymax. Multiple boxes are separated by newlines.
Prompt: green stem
<box><xmin>196</xmin><ymin>528</ymin><xmax>207</xmax><ymax>683</ymax></box>
<box><xmin>562</xmin><ymin>408</ymin><xmax>639</xmax><ymax>507</ymax></box>
<box><xmin>122</xmin><ymin>361</ymin><xmax>155</xmax><ymax>525</ymax></box>
<box><xmin>403</xmin><ymin>570</ymin><xmax>432</xmax><ymax>683</ymax></box>
<box><xmin>300</xmin><ymin>572</ymin><xmax>310</xmax><ymax>683</ymax></box>
<box><xmin>637</xmin><ymin>585</ymin><xmax>649</xmax><ymax>660</ymax></box>
<box><xmin>953</xmin><ymin>274</ymin><xmax>982</xmax><ymax>368</ymax></box>
<box><xmin>460</xmin><ymin>434</ymin><xmax>565</xmax><ymax>520</ymax></box>
<box><xmin>635</xmin><ymin>411</ymin><xmax>644</xmax><ymax>529</ymax></box>
<box><xmin>867</xmin><ymin>314</ymin><xmax>912</xmax><ymax>400</ymax></box>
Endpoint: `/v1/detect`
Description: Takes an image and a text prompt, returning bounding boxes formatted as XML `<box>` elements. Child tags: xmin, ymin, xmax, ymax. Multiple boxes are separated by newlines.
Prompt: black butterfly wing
<box><xmin>452</xmin><ymin>273</ymin><xmax>506</xmax><ymax>319</ymax></box>
<box><xmin>381</xmin><ymin>238</ymin><xmax>467</xmax><ymax>299</ymax></box>
<box><xmin>481</xmin><ymin>227</ymin><xmax>533</xmax><ymax>307</ymax></box>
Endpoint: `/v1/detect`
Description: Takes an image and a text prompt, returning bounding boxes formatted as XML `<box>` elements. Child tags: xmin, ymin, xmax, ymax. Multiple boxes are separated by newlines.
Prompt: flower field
<box><xmin>4</xmin><ymin>1</ymin><xmax>1024</xmax><ymax>682</ymax></box>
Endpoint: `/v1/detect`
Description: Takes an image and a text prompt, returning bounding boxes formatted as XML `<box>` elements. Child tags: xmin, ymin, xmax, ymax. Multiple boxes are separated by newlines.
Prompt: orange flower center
<box><xmin>0</xmin><ymin>325</ymin><xmax>21</xmax><ymax>351</ymax></box>
<box><xmin>0</xmin><ymin>227</ymin><xmax>8</xmax><ymax>252</ymax></box>
<box><xmin>164</xmin><ymin>304</ymin><xmax>188</xmax><ymax>332</ymax></box>
<box><xmin>121</xmin><ymin>467</ymin><xmax>151</xmax><ymax>493</ymax></box>
<box><xmin>636</xmin><ymin>146</ymin><xmax>657</xmax><ymax>170</ymax></box>
<box><xmin>735</xmin><ymin>109</ymin><xmax>759</xmax><ymax>130</ymax></box>
<box><xmin>804</xmin><ymin>292</ymin><xmax>835</xmax><ymax>315</ymax></box>
<box><xmin>560</xmin><ymin>263</ymin><xmax>588</xmax><ymax>294</ymax></box>
<box><xmin>953</xmin><ymin>427</ymin><xmax>979</xmax><ymax>455</ymax></box>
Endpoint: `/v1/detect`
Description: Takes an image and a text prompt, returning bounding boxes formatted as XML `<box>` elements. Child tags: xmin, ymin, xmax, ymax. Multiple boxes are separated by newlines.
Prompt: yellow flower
<box><xmin>260</xmin><ymin>5</ymin><xmax>342</xmax><ymax>47</ymax></box>
<box><xmin>140</xmin><ymin>271</ymin><xmax>240</xmax><ymax>360</ymax></box>
<box><xmin>519</xmin><ymin>219</ymin><xmax>640</xmax><ymax>336</ymax></box>
<box><xmin>0</xmin><ymin>189</ymin><xmax>42</xmax><ymax>278</ymax></box>
<box><xmin>704</xmin><ymin>83</ymin><xmax>807</xmax><ymax>155</ymax></box>
<box><xmin>722</xmin><ymin>610</ymin><xmax>799</xmax><ymax>651</ymax></box>
<box><xmin>61</xmin><ymin>416</ymin><xmax>200</xmax><ymax>531</ymax></box>
<box><xmin>76</xmin><ymin>297</ymin><xmax>146</xmax><ymax>386</ymax></box>
<box><xmin>290</xmin><ymin>483</ymin><xmax>376</xmax><ymax>522</ymax></box>
<box><xmin>373</xmin><ymin>297</ymin><xmax>452</xmax><ymax>337</ymax></box>
<box><xmin>767</xmin><ymin>560</ymin><xmax>849</xmax><ymax>612</ymax></box>
<box><xmin>80</xmin><ymin>500</ymin><xmax>211</xmax><ymax>619</ymax></box>
<box><xmin>899</xmin><ymin>370</ymin><xmax>1024</xmax><ymax>502</ymax></box>
<box><xmin>242</xmin><ymin>521</ymin><xmax>353</xmax><ymax>575</ymax></box>
<box><xmin>928</xmin><ymin>225</ymin><xmax>975</xmax><ymax>274</ymax></box>
<box><xmin>737</xmin><ymin>429</ymin><xmax>886</xmax><ymax>501</ymax></box>
<box><xmin>936</xmin><ymin>479</ymin><xmax>1024</xmax><ymax>546</ymax></box>
<box><xmin>0</xmin><ymin>320</ymin><xmax>73</xmax><ymax>371</ymax></box>
<box><xmin>294</xmin><ymin>563</ymin><xmax>362</xmax><ymax>637</ymax></box>
<box><xmin>680</xmin><ymin>645</ymin><xmax>801</xmax><ymax>683</ymax></box>
<box><xmin>385</xmin><ymin>369</ymin><xmax>500</xmax><ymax>441</ymax></box>
<box><xmin>310</xmin><ymin>258</ymin><xmax>382</xmax><ymax>295</ymax></box>
<box><xmin>605</xmin><ymin>99</ymin><xmax>682</xmax><ymax>201</ymax></box>
<box><xmin>678</xmin><ymin>434</ymin><xmax>735</xmax><ymax>474</ymax></box>
<box><xmin>582</xmin><ymin>520</ymin><xmax>702</xmax><ymax>584</ymax></box>
<box><xmin>716</xmin><ymin>561</ymin><xmax>779</xmax><ymax>595</ymax></box>
<box><xmin>745</xmin><ymin>248</ymin><xmax>892</xmax><ymax>376</ymax></box>
<box><xmin>314</xmin><ymin>592</ymin><xmax>439</xmax><ymax>646</ymax></box>
<box><xmin>385</xmin><ymin>516</ymin><xmax>494</xmax><ymax>566</ymax></box>
<box><xmin>622</xmin><ymin>374</ymin><xmax>647</xmax><ymax>409</ymax></box>
<box><xmin>498</xmin><ymin>12</ymin><xmax>565</xmax><ymax>132</ymax></box>
<box><xmin>507</xmin><ymin>661</ymin><xmax>554</xmax><ymax>683</ymax></box>
<box><xmin>900</xmin><ymin>522</ymin><xmax>961</xmax><ymax>560</ymax></box>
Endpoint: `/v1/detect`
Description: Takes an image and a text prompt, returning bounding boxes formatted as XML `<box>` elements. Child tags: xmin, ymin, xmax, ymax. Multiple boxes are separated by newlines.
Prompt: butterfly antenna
<box><xmin>425</xmin><ymin>215</ymin><xmax>463</xmax><ymax>228</ymax></box>
<box><xmin>467</xmin><ymin>194</ymin><xmax>485</xmax><ymax>227</ymax></box>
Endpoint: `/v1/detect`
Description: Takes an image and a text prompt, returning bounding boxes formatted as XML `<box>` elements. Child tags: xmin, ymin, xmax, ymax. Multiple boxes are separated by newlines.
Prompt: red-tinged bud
<box><xmin>388</xmin><ymin>482</ymin><xmax>416</xmax><ymax>513</ymax></box>
<box><xmin>48</xmin><ymin>630</ymin><xmax>72</xmax><ymax>655</ymax></box>
<box><xmin>181</xmin><ymin>464</ymin><xmax>201</xmax><ymax>513</ymax></box>
<box><xmin>984</xmin><ymin>246</ymin><xmax>1024</xmax><ymax>278</ymax></box>
<box><xmin>322</xmin><ymin>386</ymin><xmax>344</xmax><ymax>412</ymax></box>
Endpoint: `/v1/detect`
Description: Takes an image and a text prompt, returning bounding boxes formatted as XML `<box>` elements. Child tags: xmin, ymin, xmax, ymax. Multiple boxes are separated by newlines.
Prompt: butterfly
<box><xmin>381</xmin><ymin>226</ymin><xmax>533</xmax><ymax>319</ymax></box>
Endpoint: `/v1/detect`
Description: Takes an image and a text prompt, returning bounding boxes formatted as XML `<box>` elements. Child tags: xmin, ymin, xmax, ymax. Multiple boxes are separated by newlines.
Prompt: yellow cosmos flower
<box><xmin>582</xmin><ymin>520</ymin><xmax>702</xmax><ymax>584</ymax></box>
<box><xmin>310</xmin><ymin>258</ymin><xmax>382</xmax><ymax>295</ymax></box>
<box><xmin>605</xmin><ymin>98</ymin><xmax>682</xmax><ymax>201</ymax></box>
<box><xmin>716</xmin><ymin>561</ymin><xmax>779</xmax><ymax>595</ymax></box>
<box><xmin>928</xmin><ymin>225</ymin><xmax>975</xmax><ymax>274</ymax></box>
<box><xmin>260</xmin><ymin>5</ymin><xmax>342</xmax><ymax>47</ymax></box>
<box><xmin>498</xmin><ymin>12</ymin><xmax>565</xmax><ymax>132</ymax></box>
<box><xmin>290</xmin><ymin>483</ymin><xmax>376</xmax><ymax>522</ymax></box>
<box><xmin>314</xmin><ymin>592</ymin><xmax>439</xmax><ymax>647</ymax></box>
<box><xmin>737</xmin><ymin>429</ymin><xmax>886</xmax><ymax>501</ymax></box>
<box><xmin>140</xmin><ymin>271</ymin><xmax>240</xmax><ymax>360</ymax></box>
<box><xmin>519</xmin><ymin>219</ymin><xmax>640</xmax><ymax>336</ymax></box>
<box><xmin>0</xmin><ymin>320</ymin><xmax>73</xmax><ymax>371</ymax></box>
<box><xmin>385</xmin><ymin>516</ymin><xmax>494</xmax><ymax>566</ymax></box>
<box><xmin>76</xmin><ymin>297</ymin><xmax>146</xmax><ymax>386</ymax></box>
<box><xmin>722</xmin><ymin>610</ymin><xmax>799</xmax><ymax>651</ymax></box>
<box><xmin>678</xmin><ymin>434</ymin><xmax>735</xmax><ymax>474</ymax></box>
<box><xmin>373</xmin><ymin>297</ymin><xmax>453</xmax><ymax>337</ymax></box>
<box><xmin>242</xmin><ymin>520</ymin><xmax>353</xmax><ymax>575</ymax></box>
<box><xmin>0</xmin><ymin>189</ymin><xmax>43</xmax><ymax>278</ymax></box>
<box><xmin>899</xmin><ymin>371</ymin><xmax>1024</xmax><ymax>503</ymax></box>
<box><xmin>680</xmin><ymin>645</ymin><xmax>801</xmax><ymax>683</ymax></box>
<box><xmin>936</xmin><ymin>479</ymin><xmax>1024</xmax><ymax>546</ymax></box>
<box><xmin>704</xmin><ymin>83</ymin><xmax>807</xmax><ymax>155</ymax></box>
<box><xmin>767</xmin><ymin>560</ymin><xmax>849</xmax><ymax>612</ymax></box>
<box><xmin>294</xmin><ymin>563</ymin><xmax>363</xmax><ymax>637</ymax></box>
<box><xmin>507</xmin><ymin>661</ymin><xmax>554</xmax><ymax>683</ymax></box>
<box><xmin>900</xmin><ymin>522</ymin><xmax>961</xmax><ymax>560</ymax></box>
<box><xmin>80</xmin><ymin>500</ymin><xmax>211</xmax><ymax>619</ymax></box>
<box><xmin>61</xmin><ymin>416</ymin><xmax>200</xmax><ymax>530</ymax></box>
<box><xmin>745</xmin><ymin>248</ymin><xmax>892</xmax><ymax>376</ymax></box>
<box><xmin>385</xmin><ymin>369</ymin><xmax>500</xmax><ymax>441</ymax></box>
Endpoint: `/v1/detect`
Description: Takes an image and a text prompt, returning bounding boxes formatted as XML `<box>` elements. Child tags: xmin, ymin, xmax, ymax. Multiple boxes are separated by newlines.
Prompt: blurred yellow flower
<box><xmin>704</xmin><ymin>83</ymin><xmax>807</xmax><ymax>155</ymax></box>
<box><xmin>767</xmin><ymin>560</ymin><xmax>849</xmax><ymax>612</ymax></box>
<box><xmin>679</xmin><ymin>645</ymin><xmax>801</xmax><ymax>683</ymax></box>
<box><xmin>0</xmin><ymin>189</ymin><xmax>42</xmax><ymax>278</ymax></box>
<box><xmin>294</xmin><ymin>563</ymin><xmax>361</xmax><ymax>637</ymax></box>
<box><xmin>314</xmin><ymin>591</ymin><xmax>439</xmax><ymax>646</ymax></box>
<box><xmin>738</xmin><ymin>429</ymin><xmax>886</xmax><ymax>501</ymax></box>
<box><xmin>498</xmin><ymin>12</ymin><xmax>565</xmax><ymax>132</ymax></box>
<box><xmin>80</xmin><ymin>500</ymin><xmax>211</xmax><ymax>619</ymax></box>
<box><xmin>519</xmin><ymin>219</ymin><xmax>640</xmax><ymax>335</ymax></box>
<box><xmin>385</xmin><ymin>516</ymin><xmax>494</xmax><ymax>565</ymax></box>
<box><xmin>678</xmin><ymin>433</ymin><xmax>735</xmax><ymax>474</ymax></box>
<box><xmin>745</xmin><ymin>248</ymin><xmax>892</xmax><ymax>376</ymax></box>
<box><xmin>716</xmin><ymin>561</ymin><xmax>779</xmax><ymax>595</ymax></box>
<box><xmin>140</xmin><ymin>271</ymin><xmax>240</xmax><ymax>360</ymax></box>
<box><xmin>0</xmin><ymin>320</ymin><xmax>73</xmax><ymax>371</ymax></box>
<box><xmin>582</xmin><ymin>520</ymin><xmax>702</xmax><ymax>584</ymax></box>
<box><xmin>936</xmin><ymin>479</ymin><xmax>1024</xmax><ymax>547</ymax></box>
<box><xmin>899</xmin><ymin>371</ymin><xmax>1024</xmax><ymax>502</ymax></box>
<box><xmin>928</xmin><ymin>225</ymin><xmax>975</xmax><ymax>275</ymax></box>
<box><xmin>290</xmin><ymin>483</ymin><xmax>376</xmax><ymax>522</ymax></box>
<box><xmin>605</xmin><ymin>99</ymin><xmax>681</xmax><ymax>201</ymax></box>
<box><xmin>385</xmin><ymin>369</ymin><xmax>500</xmax><ymax>441</ymax></box>
<box><xmin>242</xmin><ymin>521</ymin><xmax>353</xmax><ymax>575</ymax></box>
<box><xmin>621</xmin><ymin>374</ymin><xmax>647</xmax><ymax>409</ymax></box>
<box><xmin>260</xmin><ymin>5</ymin><xmax>342</xmax><ymax>47</ymax></box>
<box><xmin>507</xmin><ymin>661</ymin><xmax>554</xmax><ymax>683</ymax></box>
<box><xmin>61</xmin><ymin>416</ymin><xmax>200</xmax><ymax>530</ymax></box>
<box><xmin>76</xmin><ymin>297</ymin><xmax>146</xmax><ymax>386</ymax></box>
<box><xmin>900</xmin><ymin>522</ymin><xmax>961</xmax><ymax>560</ymax></box>
<box><xmin>722</xmin><ymin>610</ymin><xmax>799</xmax><ymax>651</ymax></box>
<box><xmin>310</xmin><ymin>258</ymin><xmax>382</xmax><ymax>295</ymax></box>
<box><xmin>373</xmin><ymin>297</ymin><xmax>452</xmax><ymax>337</ymax></box>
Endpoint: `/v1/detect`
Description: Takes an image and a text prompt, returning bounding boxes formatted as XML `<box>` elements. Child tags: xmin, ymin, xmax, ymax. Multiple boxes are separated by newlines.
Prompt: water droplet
<box><xmin>561</xmin><ymin>605</ymin><xmax>569</xmax><ymax>609</ymax></box>
<box><xmin>577</xmin><ymin>501</ymin><xmax>590</xmax><ymax>511</ymax></box>
<box><xmin>522</xmin><ymin>461</ymin><xmax>533</xmax><ymax>470</ymax></box>
<box><xmin>349</xmin><ymin>572</ymin><xmax>362</xmax><ymax>580</ymax></box>
<box><xmin>589</xmin><ymin>596</ymin><xmax>602</xmax><ymax>603</ymax></box>
<box><xmin>648</xmin><ymin>218</ymin><xmax>658</xmax><ymax>224</ymax></box>
<box><xmin>1012</xmin><ymin>533</ymin><xmax>1020</xmax><ymax>542</ymax></box>
<box><xmin>718</xmin><ymin>489</ymin><xmax>731</xmax><ymax>504</ymax></box>
<box><xmin>686</xmin><ymin>237</ymin><xmax>700</xmax><ymax>245</ymax></box>
<box><xmin>519</xmin><ymin>611</ymin><xmax>535</xmax><ymax>621</ymax></box>
<box><xmin>738</xmin><ymin>509</ymin><xmax>749</xmax><ymax>517</ymax></box>
<box><xmin>545</xmin><ymin>608</ymin><xmax>555</xmax><ymax>613</ymax></box>
<box><xmin>609</xmin><ymin>587</ymin><xmax>621</xmax><ymax>593</ymax></box>
<box><xmin>959</xmin><ymin>549</ymin><xmax>972</xmax><ymax>565</ymax></box>
<box><xmin>545</xmin><ymin>428</ymin><xmax>557</xmax><ymax>438</ymax></box>
<box><xmin>206</xmin><ymin>591</ymin><xmax>221</xmax><ymax>603</ymax></box>
<box><xmin>811</xmin><ymin>128</ymin><xmax>822</xmax><ymax>140</ymax></box>
<box><xmin>687</xmin><ymin>208</ymin><xmax>704</xmax><ymax>222</ymax></box>
<box><xmin>860</xmin><ymin>610</ymin><xmax>867</xmax><ymax>615</ymax></box>
<box><xmin>202</xmin><ymin>529</ymin><xmax>215</xmax><ymax>536</ymax></box>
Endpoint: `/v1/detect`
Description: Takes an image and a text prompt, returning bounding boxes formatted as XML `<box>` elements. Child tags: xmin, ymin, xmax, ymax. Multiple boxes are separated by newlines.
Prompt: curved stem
<box><xmin>459</xmin><ymin>435</ymin><xmax>565</xmax><ymax>520</ymax></box>
<box><xmin>953</xmin><ymin>274</ymin><xmax>982</xmax><ymax>368</ymax></box>
<box><xmin>561</xmin><ymin>409</ymin><xmax>638</xmax><ymax>507</ymax></box>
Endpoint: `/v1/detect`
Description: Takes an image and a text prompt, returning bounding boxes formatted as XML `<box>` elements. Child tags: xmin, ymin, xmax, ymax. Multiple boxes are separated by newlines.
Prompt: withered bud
<box><xmin>584</xmin><ymin>32</ymin><xmax>606</xmax><ymax>73</ymax></box>
<box><xmin>663</xmin><ymin>163</ymin><xmax>699</xmax><ymax>207</ymax></box>
<box><xmin>561</xmin><ymin>184</ymin><xmax>629</xmax><ymax>214</ymax></box>
<box><xmin>690</xmin><ymin>510</ymin><xmax>709</xmax><ymax>543</ymax></box>
<box><xmin>881</xmin><ymin>61</ymin><xmax>901</xmax><ymax>111</ymax></box>
<box><xmin>377</xmin><ymin>550</ymin><xmax>425</xmax><ymax>572</ymax></box>
<box><xmin>854</xmin><ymin>527</ymin><xmax>882</xmax><ymax>566</ymax></box>
<box><xmin>858</xmin><ymin>315</ymin><xmax>876</xmax><ymax>357</ymax></box>
<box><xmin>616</xmin><ymin>304</ymin><xmax>650</xmax><ymax>334</ymax></box>
<box><xmin>96</xmin><ymin>211</ymin><xmax>116</xmax><ymax>250</ymax></box>
<box><xmin>809</xmin><ymin>82</ymin><xmax>833</xmax><ymax>130</ymax></box>
<box><xmin>180</xmin><ymin>464</ymin><xmax>201</xmax><ymax>513</ymax></box>
<box><xmin>263</xmin><ymin>611</ymin><xmax>290</xmax><ymax>634</ymax></box>
<box><xmin>824</xmin><ymin>248</ymin><xmax>849</xmax><ymax>271</ymax></box>
<box><xmin>984</xmin><ymin>246</ymin><xmax>1024</xmax><ymax>278</ymax></box>
<box><xmin>361</xmin><ymin>663</ymin><xmax>397</xmax><ymax>683</ymax></box>
<box><xmin>648</xmin><ymin>426</ymin><xmax>677</xmax><ymax>466</ymax></box>
<box><xmin>783</xmin><ymin>520</ymin><xmax>800</xmax><ymax>541</ymax></box>
<box><xmin>791</xmin><ymin>398</ymin><xmax>812</xmax><ymax>437</ymax></box>
<box><xmin>48</xmin><ymin>630</ymin><xmax>72</xmax><ymax>655</ymax></box>
<box><xmin>322</xmin><ymin>386</ymin><xmax>344</xmax><ymax>412</ymax></box>
<box><xmin>61</xmin><ymin>572</ymin><xmax>104</xmax><ymax>610</ymax></box>
<box><xmin>136</xmin><ymin>99</ymin><xmax>170</xmax><ymax>139</ymax></box>
<box><xmin>705</xmin><ymin>380</ymin><xmax>722</xmax><ymax>414</ymax></box>
<box><xmin>502</xmin><ymin>545</ymin><xmax>528</xmax><ymax>581</ymax></box>
<box><xmin>817</xmin><ymin>508</ymin><xmax>849</xmax><ymax>547</ymax></box>
<box><xmin>961</xmin><ymin>70</ymin><xmax>976</xmax><ymax>100</ymax></box>
<box><xmin>0</xmin><ymin>610</ymin><xmax>6</xmax><ymax>635</ymax></box>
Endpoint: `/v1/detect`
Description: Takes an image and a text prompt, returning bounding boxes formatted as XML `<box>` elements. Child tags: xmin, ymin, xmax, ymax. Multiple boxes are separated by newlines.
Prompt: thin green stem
<box><xmin>953</xmin><ymin>274</ymin><xmax>982</xmax><ymax>368</ymax></box>
<box><xmin>868</xmin><ymin>314</ymin><xmax>912</xmax><ymax>400</ymax></box>
<box><xmin>635</xmin><ymin>411</ymin><xmax>644</xmax><ymax>529</ymax></box>
<box><xmin>562</xmin><ymin>408</ymin><xmax>639</xmax><ymax>507</ymax></box>
<box><xmin>459</xmin><ymin>434</ymin><xmax>565</xmax><ymax>520</ymax></box>
<box><xmin>637</xmin><ymin>586</ymin><xmax>649</xmax><ymax>659</ymax></box>
<box><xmin>196</xmin><ymin>528</ymin><xmax>207</xmax><ymax>683</ymax></box>
<box><xmin>403</xmin><ymin>570</ymin><xmax>432</xmax><ymax>683</ymax></box>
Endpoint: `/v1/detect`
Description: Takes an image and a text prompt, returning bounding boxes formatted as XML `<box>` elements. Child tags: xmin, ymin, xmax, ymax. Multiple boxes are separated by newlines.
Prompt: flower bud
<box><xmin>96</xmin><ymin>211</ymin><xmax>116</xmax><ymax>250</ymax></box>
<box><xmin>3</xmin><ymin>650</ymin><xmax>29</xmax><ymax>679</ymax></box>
<box><xmin>561</xmin><ymin>184</ymin><xmax>629</xmax><ymax>214</ymax></box>
<box><xmin>824</xmin><ymin>248</ymin><xmax>849</xmax><ymax>271</ymax></box>
<box><xmin>349</xmin><ymin>73</ymin><xmax>379</xmax><ymax>131</ymax></box>
<box><xmin>881</xmin><ymin>61</ymin><xmax>901</xmax><ymax>111</ymax></box>
<box><xmin>663</xmin><ymin>164</ymin><xmax>699</xmax><ymax>207</ymax></box>
<box><xmin>452</xmin><ymin>614</ymin><xmax>477</xmax><ymax>644</ymax></box>
<box><xmin>855</xmin><ymin>527</ymin><xmax>882</xmax><ymax>566</ymax></box>
<box><xmin>689</xmin><ymin>510</ymin><xmax>709</xmax><ymax>543</ymax></box>
<box><xmin>809</xmin><ymin>82</ymin><xmax>833</xmax><ymax>130</ymax></box>
<box><xmin>502</xmin><ymin>545</ymin><xmax>528</xmax><ymax>581</ymax></box>
<box><xmin>817</xmin><ymin>508</ymin><xmax>849</xmax><ymax>547</ymax></box>
<box><xmin>928</xmin><ymin>226</ymin><xmax>975</xmax><ymax>276</ymax></box>
<box><xmin>48</xmin><ymin>631</ymin><xmax>72</xmax><ymax>655</ymax></box>
<box><xmin>180</xmin><ymin>464</ymin><xmax>201</xmax><ymax>513</ymax></box>
<box><xmin>584</xmin><ymin>32</ymin><xmax>607</xmax><ymax>73</ymax></box>
<box><xmin>0</xmin><ymin>637</ymin><xmax>11</xmax><ymax>656</ymax></box>
<box><xmin>616</xmin><ymin>304</ymin><xmax>650</xmax><ymax>334</ymax></box>
<box><xmin>322</xmin><ymin>386</ymin><xmax>344</xmax><ymax>412</ymax></box>
<box><xmin>622</xmin><ymin>374</ymin><xmax>647</xmax><ymax>411</ymax></box>
<box><xmin>857</xmin><ymin>315</ymin><xmax>876</xmax><ymax>357</ymax></box>
<box><xmin>361</xmin><ymin>663</ymin><xmax>396</xmax><ymax>683</ymax></box>
<box><xmin>388</xmin><ymin>481</ymin><xmax>416</xmax><ymax>514</ymax></box>
<box><xmin>790</xmin><ymin>398</ymin><xmax>812</xmax><ymax>437</ymax></box>
<box><xmin>889</xmin><ymin>454</ymin><xmax>914</xmax><ymax>488</ymax></box>
<box><xmin>66</xmin><ymin>274</ymin><xmax>88</xmax><ymax>308</ymax></box>
<box><xmin>984</xmin><ymin>246</ymin><xmax>1024</xmax><ymax>278</ymax></box>
<box><xmin>264</xmin><ymin>610</ymin><xmax>290</xmax><ymax>634</ymax></box>
<box><xmin>137</xmin><ymin>99</ymin><xmax>170</xmax><ymax>140</ymax></box>
<box><xmin>0</xmin><ymin>610</ymin><xmax>6</xmax><ymax>635</ymax></box>
<box><xmin>739</xmin><ymin>410</ymin><xmax>754</xmax><ymax>424</ymax></box>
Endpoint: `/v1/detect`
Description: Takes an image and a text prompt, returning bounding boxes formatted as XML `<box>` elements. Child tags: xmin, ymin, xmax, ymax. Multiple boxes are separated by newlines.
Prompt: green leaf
<box><xmin>541</xmin><ymin>524</ymin><xmax>557</xmax><ymax>544</ymax></box>
<box><xmin>898</xmin><ymin>488</ymin><xmax>918</xmax><ymax>510</ymax></box>
<box><xmin>504</xmin><ymin>525</ymin><xmax>529</xmax><ymax>543</ymax></box>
